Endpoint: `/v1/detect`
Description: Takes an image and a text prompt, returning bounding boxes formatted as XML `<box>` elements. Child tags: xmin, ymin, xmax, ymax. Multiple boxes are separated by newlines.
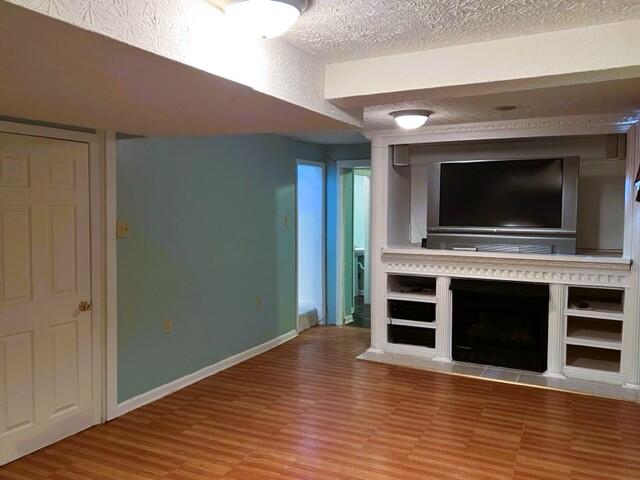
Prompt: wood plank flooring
<box><xmin>2</xmin><ymin>326</ymin><xmax>640</xmax><ymax>479</ymax></box>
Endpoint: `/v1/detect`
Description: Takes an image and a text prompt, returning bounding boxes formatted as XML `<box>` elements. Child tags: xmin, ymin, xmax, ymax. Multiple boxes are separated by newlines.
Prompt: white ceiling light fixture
<box><xmin>224</xmin><ymin>0</ymin><xmax>308</xmax><ymax>39</ymax></box>
<box><xmin>390</xmin><ymin>110</ymin><xmax>433</xmax><ymax>130</ymax></box>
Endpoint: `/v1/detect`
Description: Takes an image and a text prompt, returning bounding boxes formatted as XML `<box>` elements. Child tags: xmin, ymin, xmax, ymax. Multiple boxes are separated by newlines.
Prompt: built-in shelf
<box><xmin>565</xmin><ymin>317</ymin><xmax>622</xmax><ymax>349</ymax></box>
<box><xmin>386</xmin><ymin>275</ymin><xmax>438</xmax><ymax>349</ymax></box>
<box><xmin>567</xmin><ymin>286</ymin><xmax>624</xmax><ymax>315</ymax></box>
<box><xmin>565</xmin><ymin>344</ymin><xmax>621</xmax><ymax>373</ymax></box>
<box><xmin>564</xmin><ymin>337</ymin><xmax>622</xmax><ymax>350</ymax></box>
<box><xmin>388</xmin><ymin>324</ymin><xmax>436</xmax><ymax>348</ymax></box>
<box><xmin>386</xmin><ymin>292</ymin><xmax>437</xmax><ymax>303</ymax></box>
<box><xmin>388</xmin><ymin>274</ymin><xmax>436</xmax><ymax>297</ymax></box>
<box><xmin>562</xmin><ymin>286</ymin><xmax>625</xmax><ymax>379</ymax></box>
<box><xmin>388</xmin><ymin>318</ymin><xmax>436</xmax><ymax>329</ymax></box>
<box><xmin>388</xmin><ymin>299</ymin><xmax>435</xmax><ymax>323</ymax></box>
<box><xmin>565</xmin><ymin>308</ymin><xmax>624</xmax><ymax>322</ymax></box>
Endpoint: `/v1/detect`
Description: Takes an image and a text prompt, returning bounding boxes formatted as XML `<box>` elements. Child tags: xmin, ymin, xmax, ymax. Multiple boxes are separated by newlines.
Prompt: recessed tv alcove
<box><xmin>426</xmin><ymin>157</ymin><xmax>578</xmax><ymax>254</ymax></box>
<box><xmin>388</xmin><ymin>134</ymin><xmax>627</xmax><ymax>258</ymax></box>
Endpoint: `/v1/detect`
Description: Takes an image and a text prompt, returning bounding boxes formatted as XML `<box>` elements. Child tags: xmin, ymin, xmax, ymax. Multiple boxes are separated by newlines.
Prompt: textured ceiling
<box><xmin>286</xmin><ymin>0</ymin><xmax>640</xmax><ymax>62</ymax></box>
<box><xmin>364</xmin><ymin>78</ymin><xmax>640</xmax><ymax>130</ymax></box>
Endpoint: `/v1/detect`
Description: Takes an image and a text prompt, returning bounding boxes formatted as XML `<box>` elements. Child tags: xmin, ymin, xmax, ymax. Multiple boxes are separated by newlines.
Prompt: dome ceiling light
<box><xmin>390</xmin><ymin>110</ymin><xmax>434</xmax><ymax>130</ymax></box>
<box><xmin>224</xmin><ymin>0</ymin><xmax>308</xmax><ymax>39</ymax></box>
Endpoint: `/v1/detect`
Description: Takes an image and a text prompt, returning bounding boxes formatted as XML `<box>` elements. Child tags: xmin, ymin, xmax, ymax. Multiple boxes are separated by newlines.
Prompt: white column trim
<box><xmin>104</xmin><ymin>131</ymin><xmax>118</xmax><ymax>420</ymax></box>
<box><xmin>433</xmin><ymin>277</ymin><xmax>452</xmax><ymax>363</ymax></box>
<box><xmin>545</xmin><ymin>284</ymin><xmax>566</xmax><ymax>378</ymax></box>
<box><xmin>369</xmin><ymin>137</ymin><xmax>387</xmax><ymax>350</ymax></box>
<box><xmin>623</xmin><ymin>124</ymin><xmax>640</xmax><ymax>387</ymax></box>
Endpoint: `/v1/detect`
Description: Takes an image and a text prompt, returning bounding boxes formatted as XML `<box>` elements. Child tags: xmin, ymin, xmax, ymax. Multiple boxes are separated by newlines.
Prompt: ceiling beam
<box><xmin>325</xmin><ymin>20</ymin><xmax>640</xmax><ymax>108</ymax></box>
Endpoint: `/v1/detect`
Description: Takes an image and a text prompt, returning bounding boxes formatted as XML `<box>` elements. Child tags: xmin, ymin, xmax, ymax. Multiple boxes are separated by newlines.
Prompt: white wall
<box><xmin>577</xmin><ymin>159</ymin><xmax>626</xmax><ymax>252</ymax></box>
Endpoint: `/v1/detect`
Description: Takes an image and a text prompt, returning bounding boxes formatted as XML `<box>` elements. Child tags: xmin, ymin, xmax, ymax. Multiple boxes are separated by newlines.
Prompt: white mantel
<box><xmin>383</xmin><ymin>247</ymin><xmax>632</xmax><ymax>287</ymax></box>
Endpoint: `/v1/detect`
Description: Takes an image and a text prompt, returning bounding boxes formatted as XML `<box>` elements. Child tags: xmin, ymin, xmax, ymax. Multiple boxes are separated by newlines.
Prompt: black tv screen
<box><xmin>439</xmin><ymin>158</ymin><xmax>564</xmax><ymax>228</ymax></box>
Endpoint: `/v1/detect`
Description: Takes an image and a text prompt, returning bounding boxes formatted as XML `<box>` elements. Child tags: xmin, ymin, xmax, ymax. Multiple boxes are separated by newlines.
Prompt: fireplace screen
<box><xmin>451</xmin><ymin>279</ymin><xmax>549</xmax><ymax>372</ymax></box>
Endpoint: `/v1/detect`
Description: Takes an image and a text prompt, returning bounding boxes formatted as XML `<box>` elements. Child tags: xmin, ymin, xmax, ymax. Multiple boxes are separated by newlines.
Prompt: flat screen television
<box><xmin>426</xmin><ymin>157</ymin><xmax>579</xmax><ymax>254</ymax></box>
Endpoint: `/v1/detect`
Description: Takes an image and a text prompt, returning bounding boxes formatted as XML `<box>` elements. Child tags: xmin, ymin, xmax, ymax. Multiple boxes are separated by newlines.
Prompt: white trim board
<box><xmin>115</xmin><ymin>330</ymin><xmax>298</xmax><ymax>418</ymax></box>
<box><xmin>363</xmin><ymin>114</ymin><xmax>638</xmax><ymax>148</ymax></box>
<box><xmin>104</xmin><ymin>131</ymin><xmax>118</xmax><ymax>421</ymax></box>
<box><xmin>336</xmin><ymin>159</ymin><xmax>371</xmax><ymax>169</ymax></box>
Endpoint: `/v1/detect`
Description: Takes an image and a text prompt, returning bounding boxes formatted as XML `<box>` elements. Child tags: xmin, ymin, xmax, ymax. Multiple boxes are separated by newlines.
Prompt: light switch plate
<box><xmin>116</xmin><ymin>221</ymin><xmax>130</xmax><ymax>238</ymax></box>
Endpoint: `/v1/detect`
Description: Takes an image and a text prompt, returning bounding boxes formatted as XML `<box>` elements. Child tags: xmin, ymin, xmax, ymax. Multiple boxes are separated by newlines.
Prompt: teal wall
<box><xmin>294</xmin><ymin>141</ymin><xmax>325</xmax><ymax>163</ymax></box>
<box><xmin>116</xmin><ymin>136</ymin><xmax>370</xmax><ymax>401</ymax></box>
<box><xmin>117</xmin><ymin>135</ymin><xmax>298</xmax><ymax>401</ymax></box>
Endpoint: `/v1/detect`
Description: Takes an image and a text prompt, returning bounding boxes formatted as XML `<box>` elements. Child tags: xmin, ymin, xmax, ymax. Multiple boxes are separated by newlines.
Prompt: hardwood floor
<box><xmin>2</xmin><ymin>326</ymin><xmax>640</xmax><ymax>479</ymax></box>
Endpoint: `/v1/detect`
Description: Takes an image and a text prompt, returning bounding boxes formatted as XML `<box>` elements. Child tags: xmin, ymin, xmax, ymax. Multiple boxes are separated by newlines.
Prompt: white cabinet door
<box><xmin>0</xmin><ymin>132</ymin><xmax>94</xmax><ymax>465</ymax></box>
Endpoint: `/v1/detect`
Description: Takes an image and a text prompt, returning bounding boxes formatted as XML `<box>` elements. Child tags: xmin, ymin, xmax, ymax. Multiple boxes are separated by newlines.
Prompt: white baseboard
<box><xmin>114</xmin><ymin>329</ymin><xmax>297</xmax><ymax>418</ymax></box>
<box><xmin>344</xmin><ymin>315</ymin><xmax>354</xmax><ymax>324</ymax></box>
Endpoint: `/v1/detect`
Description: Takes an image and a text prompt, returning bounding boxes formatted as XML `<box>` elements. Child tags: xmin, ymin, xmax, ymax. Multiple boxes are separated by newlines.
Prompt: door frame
<box><xmin>295</xmin><ymin>159</ymin><xmax>326</xmax><ymax>332</ymax></box>
<box><xmin>0</xmin><ymin>120</ymin><xmax>117</xmax><ymax>424</ymax></box>
<box><xmin>335</xmin><ymin>159</ymin><xmax>371</xmax><ymax>326</ymax></box>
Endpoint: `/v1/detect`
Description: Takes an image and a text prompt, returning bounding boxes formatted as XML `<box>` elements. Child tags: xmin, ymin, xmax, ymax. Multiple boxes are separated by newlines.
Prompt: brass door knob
<box><xmin>79</xmin><ymin>300</ymin><xmax>93</xmax><ymax>312</ymax></box>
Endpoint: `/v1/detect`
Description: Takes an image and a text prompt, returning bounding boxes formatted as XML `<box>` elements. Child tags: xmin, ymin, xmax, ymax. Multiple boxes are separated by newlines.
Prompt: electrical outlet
<box><xmin>163</xmin><ymin>319</ymin><xmax>173</xmax><ymax>334</ymax></box>
<box><xmin>256</xmin><ymin>296</ymin><xmax>262</xmax><ymax>308</ymax></box>
<box><xmin>116</xmin><ymin>221</ymin><xmax>130</xmax><ymax>238</ymax></box>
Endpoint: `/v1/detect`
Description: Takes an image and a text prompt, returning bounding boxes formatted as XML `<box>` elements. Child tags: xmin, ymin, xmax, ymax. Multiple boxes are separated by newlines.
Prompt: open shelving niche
<box><xmin>563</xmin><ymin>286</ymin><xmax>625</xmax><ymax>381</ymax></box>
<box><xmin>386</xmin><ymin>274</ymin><xmax>438</xmax><ymax>350</ymax></box>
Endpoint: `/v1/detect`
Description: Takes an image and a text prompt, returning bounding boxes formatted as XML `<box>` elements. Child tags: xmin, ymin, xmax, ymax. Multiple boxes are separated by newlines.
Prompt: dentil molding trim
<box><xmin>365</xmin><ymin>113</ymin><xmax>640</xmax><ymax>146</ymax></box>
<box><xmin>383</xmin><ymin>249</ymin><xmax>632</xmax><ymax>287</ymax></box>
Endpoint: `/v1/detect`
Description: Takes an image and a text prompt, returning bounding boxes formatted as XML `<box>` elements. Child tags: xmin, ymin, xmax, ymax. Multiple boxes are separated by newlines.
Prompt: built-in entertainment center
<box><xmin>367</xmin><ymin>116</ymin><xmax>640</xmax><ymax>393</ymax></box>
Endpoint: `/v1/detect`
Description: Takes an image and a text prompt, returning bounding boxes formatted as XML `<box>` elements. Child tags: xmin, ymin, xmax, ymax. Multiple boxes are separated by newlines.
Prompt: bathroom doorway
<box><xmin>337</xmin><ymin>161</ymin><xmax>371</xmax><ymax>328</ymax></box>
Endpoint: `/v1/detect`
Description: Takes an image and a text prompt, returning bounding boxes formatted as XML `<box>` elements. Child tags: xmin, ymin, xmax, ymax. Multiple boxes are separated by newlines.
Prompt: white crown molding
<box><xmin>366</xmin><ymin>114</ymin><xmax>640</xmax><ymax>147</ymax></box>
<box><xmin>383</xmin><ymin>249</ymin><xmax>632</xmax><ymax>288</ymax></box>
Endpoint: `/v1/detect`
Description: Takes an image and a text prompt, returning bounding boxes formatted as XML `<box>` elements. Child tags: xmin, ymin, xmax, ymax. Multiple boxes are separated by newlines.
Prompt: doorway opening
<box><xmin>296</xmin><ymin>160</ymin><xmax>325</xmax><ymax>332</ymax></box>
<box><xmin>338</xmin><ymin>163</ymin><xmax>371</xmax><ymax>329</ymax></box>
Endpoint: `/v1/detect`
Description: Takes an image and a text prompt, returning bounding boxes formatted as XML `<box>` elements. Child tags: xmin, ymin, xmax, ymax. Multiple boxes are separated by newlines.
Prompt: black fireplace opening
<box><xmin>451</xmin><ymin>279</ymin><xmax>549</xmax><ymax>372</ymax></box>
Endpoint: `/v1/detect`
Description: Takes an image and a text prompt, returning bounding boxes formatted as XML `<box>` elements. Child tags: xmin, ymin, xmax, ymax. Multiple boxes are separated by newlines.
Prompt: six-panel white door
<box><xmin>0</xmin><ymin>132</ymin><xmax>94</xmax><ymax>465</ymax></box>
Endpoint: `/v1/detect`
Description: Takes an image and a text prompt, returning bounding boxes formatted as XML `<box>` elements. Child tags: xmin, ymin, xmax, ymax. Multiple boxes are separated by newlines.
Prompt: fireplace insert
<box><xmin>451</xmin><ymin>279</ymin><xmax>549</xmax><ymax>372</ymax></box>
